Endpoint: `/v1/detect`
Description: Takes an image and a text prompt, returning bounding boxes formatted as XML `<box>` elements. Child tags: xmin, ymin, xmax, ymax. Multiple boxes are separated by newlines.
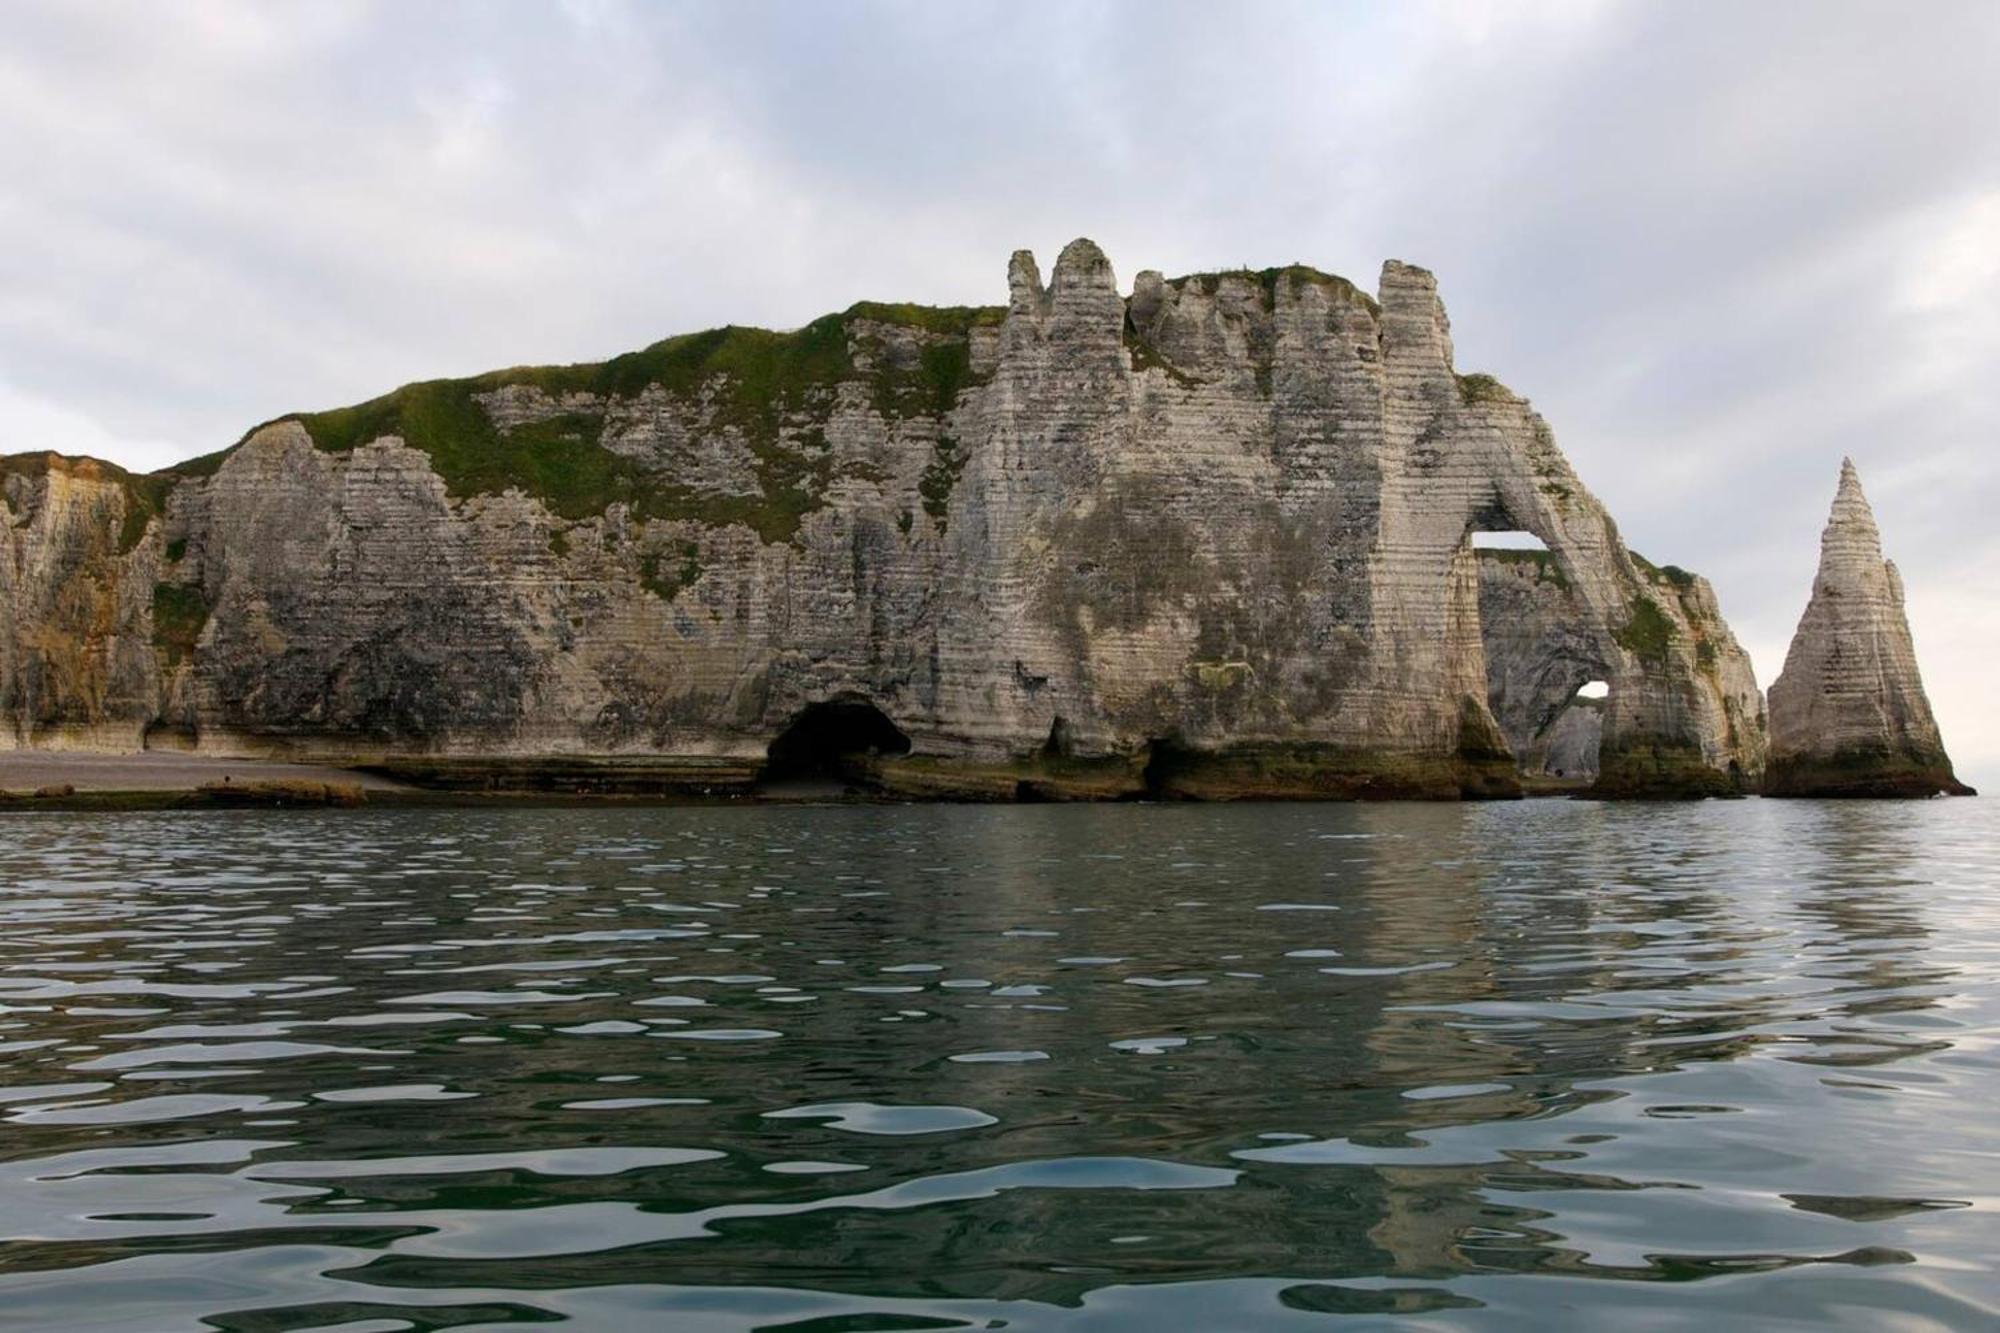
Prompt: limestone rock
<box><xmin>0</xmin><ymin>243</ymin><xmax>1776</xmax><ymax>798</ymax></box>
<box><xmin>1766</xmin><ymin>460</ymin><xmax>1972</xmax><ymax>797</ymax></box>
<box><xmin>1539</xmin><ymin>698</ymin><xmax>1603</xmax><ymax>780</ymax></box>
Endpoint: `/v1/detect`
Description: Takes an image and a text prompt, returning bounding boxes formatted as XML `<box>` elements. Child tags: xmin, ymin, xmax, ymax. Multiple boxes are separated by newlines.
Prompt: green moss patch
<box><xmin>193</xmin><ymin>300</ymin><xmax>1001</xmax><ymax>545</ymax></box>
<box><xmin>868</xmin><ymin>336</ymin><xmax>982</xmax><ymax>419</ymax></box>
<box><xmin>1123</xmin><ymin>323</ymin><xmax>1198</xmax><ymax>387</ymax></box>
<box><xmin>919</xmin><ymin>435</ymin><xmax>965</xmax><ymax>530</ymax></box>
<box><xmin>639</xmin><ymin>541</ymin><xmax>704</xmax><ymax>601</ymax></box>
<box><xmin>275</xmin><ymin>324</ymin><xmax>856</xmax><ymax>542</ymax></box>
<box><xmin>151</xmin><ymin>582</ymin><xmax>211</xmax><ymax>665</ymax></box>
<box><xmin>1764</xmin><ymin>744</ymin><xmax>1972</xmax><ymax>798</ymax></box>
<box><xmin>844</xmin><ymin>302</ymin><xmax>1004</xmax><ymax>336</ymax></box>
<box><xmin>1142</xmin><ymin>740</ymin><xmax>1519</xmax><ymax>802</ymax></box>
<box><xmin>1630</xmin><ymin>551</ymin><xmax>1697</xmax><ymax>589</ymax></box>
<box><xmin>1594</xmin><ymin>739</ymin><xmax>1740</xmax><ymax>799</ymax></box>
<box><xmin>1614</xmin><ymin>594</ymin><xmax>1674</xmax><ymax>663</ymax></box>
<box><xmin>1455</xmin><ymin>372</ymin><xmax>1511</xmax><ymax>405</ymax></box>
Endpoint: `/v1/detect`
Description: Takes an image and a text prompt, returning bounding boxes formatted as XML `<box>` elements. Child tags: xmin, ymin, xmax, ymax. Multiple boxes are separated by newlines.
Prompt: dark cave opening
<box><xmin>761</xmin><ymin>700</ymin><xmax>912</xmax><ymax>783</ymax></box>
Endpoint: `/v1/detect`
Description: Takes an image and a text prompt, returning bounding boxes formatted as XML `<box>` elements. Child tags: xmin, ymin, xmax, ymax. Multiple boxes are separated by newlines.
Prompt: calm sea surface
<box><xmin>0</xmin><ymin>800</ymin><xmax>1995</xmax><ymax>1331</ymax></box>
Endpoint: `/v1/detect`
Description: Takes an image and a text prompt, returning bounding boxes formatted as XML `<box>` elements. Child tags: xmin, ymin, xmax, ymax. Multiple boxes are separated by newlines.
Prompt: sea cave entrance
<box><xmin>760</xmin><ymin>699</ymin><xmax>911</xmax><ymax>787</ymax></box>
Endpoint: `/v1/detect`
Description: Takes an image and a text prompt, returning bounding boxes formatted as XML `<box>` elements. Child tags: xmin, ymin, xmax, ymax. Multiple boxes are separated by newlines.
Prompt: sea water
<box><xmin>0</xmin><ymin>800</ymin><xmax>1994</xmax><ymax>1329</ymax></box>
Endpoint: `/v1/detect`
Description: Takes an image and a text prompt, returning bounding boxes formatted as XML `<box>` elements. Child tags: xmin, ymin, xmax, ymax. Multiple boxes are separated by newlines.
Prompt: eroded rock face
<box><xmin>0</xmin><ymin>242</ymin><xmax>1773</xmax><ymax>797</ymax></box>
<box><xmin>1766</xmin><ymin>460</ymin><xmax>1971</xmax><ymax>797</ymax></box>
<box><xmin>1475</xmin><ymin>548</ymin><xmax>1764</xmax><ymax>791</ymax></box>
<box><xmin>0</xmin><ymin>456</ymin><xmax>162</xmax><ymax>750</ymax></box>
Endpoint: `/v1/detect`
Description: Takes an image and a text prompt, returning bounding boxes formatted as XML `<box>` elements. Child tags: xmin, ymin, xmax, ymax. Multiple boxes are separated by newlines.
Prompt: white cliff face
<box><xmin>0</xmin><ymin>243</ymin><xmax>1775</xmax><ymax>797</ymax></box>
<box><xmin>1767</xmin><ymin>460</ymin><xmax>1971</xmax><ymax>796</ymax></box>
<box><xmin>0</xmin><ymin>458</ymin><xmax>162</xmax><ymax>750</ymax></box>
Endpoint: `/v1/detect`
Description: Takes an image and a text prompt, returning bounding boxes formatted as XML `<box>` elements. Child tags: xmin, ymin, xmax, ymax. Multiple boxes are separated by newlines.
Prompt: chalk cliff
<box><xmin>1</xmin><ymin>241</ymin><xmax>1770</xmax><ymax>798</ymax></box>
<box><xmin>1766</xmin><ymin>460</ymin><xmax>1971</xmax><ymax>797</ymax></box>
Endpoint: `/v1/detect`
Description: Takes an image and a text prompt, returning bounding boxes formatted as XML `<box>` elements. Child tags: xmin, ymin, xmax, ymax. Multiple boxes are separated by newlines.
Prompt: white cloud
<box><xmin>0</xmin><ymin>381</ymin><xmax>185</xmax><ymax>472</ymax></box>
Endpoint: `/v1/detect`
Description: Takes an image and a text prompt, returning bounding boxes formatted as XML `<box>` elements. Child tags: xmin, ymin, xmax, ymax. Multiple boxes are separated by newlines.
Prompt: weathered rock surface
<box><xmin>1538</xmin><ymin>698</ymin><xmax>1603</xmax><ymax>781</ymax></box>
<box><xmin>1766</xmin><ymin>460</ymin><xmax>1972</xmax><ymax>797</ymax></box>
<box><xmin>1</xmin><ymin>242</ymin><xmax>1774</xmax><ymax>798</ymax></box>
<box><xmin>1475</xmin><ymin>547</ymin><xmax>1764</xmax><ymax>792</ymax></box>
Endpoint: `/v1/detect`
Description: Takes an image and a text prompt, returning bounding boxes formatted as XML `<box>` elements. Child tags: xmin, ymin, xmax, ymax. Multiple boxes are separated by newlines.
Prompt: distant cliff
<box><xmin>0</xmin><ymin>240</ymin><xmax>1769</xmax><ymax>798</ymax></box>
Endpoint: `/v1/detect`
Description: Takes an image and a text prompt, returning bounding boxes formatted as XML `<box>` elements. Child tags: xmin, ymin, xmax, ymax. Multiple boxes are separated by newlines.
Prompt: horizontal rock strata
<box><xmin>1766</xmin><ymin>460</ymin><xmax>1972</xmax><ymax>797</ymax></box>
<box><xmin>1</xmin><ymin>241</ymin><xmax>1772</xmax><ymax>799</ymax></box>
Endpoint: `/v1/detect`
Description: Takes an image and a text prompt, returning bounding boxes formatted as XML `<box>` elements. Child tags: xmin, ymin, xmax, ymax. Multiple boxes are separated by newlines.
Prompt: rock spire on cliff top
<box><xmin>1765</xmin><ymin>459</ymin><xmax>1972</xmax><ymax>796</ymax></box>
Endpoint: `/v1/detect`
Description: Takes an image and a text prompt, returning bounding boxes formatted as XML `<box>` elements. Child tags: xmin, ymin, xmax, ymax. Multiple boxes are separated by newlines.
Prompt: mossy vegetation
<box><xmin>919</xmin><ymin>434</ymin><xmax>965</xmax><ymax>529</ymax></box>
<box><xmin>1614</xmin><ymin>594</ymin><xmax>1674</xmax><ymax>663</ymax></box>
<box><xmin>868</xmin><ymin>336</ymin><xmax>982</xmax><ymax>419</ymax></box>
<box><xmin>1142</xmin><ymin>739</ymin><xmax>1520</xmax><ymax>801</ymax></box>
<box><xmin>1631</xmin><ymin>551</ymin><xmax>1697</xmax><ymax>589</ymax></box>
<box><xmin>1455</xmin><ymin>372</ymin><xmax>1511</xmax><ymax>405</ymax></box>
<box><xmin>1123</xmin><ymin>324</ymin><xmax>1198</xmax><ymax>387</ymax></box>
<box><xmin>117</xmin><ymin>473</ymin><xmax>172</xmax><ymax>552</ymax></box>
<box><xmin>1594</xmin><ymin>739</ymin><xmax>1741</xmax><ymax>799</ymax></box>
<box><xmin>162</xmin><ymin>446</ymin><xmax>234</xmax><ymax>479</ymax></box>
<box><xmin>1763</xmin><ymin>744</ymin><xmax>1973</xmax><ymax>798</ymax></box>
<box><xmin>865</xmin><ymin>751</ymin><xmax>1149</xmax><ymax>802</ymax></box>
<box><xmin>150</xmin><ymin>582</ymin><xmax>211</xmax><ymax>665</ymax></box>
<box><xmin>639</xmin><ymin>541</ymin><xmax>704</xmax><ymax>601</ymax></box>
<box><xmin>845</xmin><ymin>302</ymin><xmax>1005</xmax><ymax>336</ymax></box>
<box><xmin>364</xmin><ymin>754</ymin><xmax>761</xmax><ymax>796</ymax></box>
<box><xmin>185</xmin><ymin>301</ymin><xmax>999</xmax><ymax>546</ymax></box>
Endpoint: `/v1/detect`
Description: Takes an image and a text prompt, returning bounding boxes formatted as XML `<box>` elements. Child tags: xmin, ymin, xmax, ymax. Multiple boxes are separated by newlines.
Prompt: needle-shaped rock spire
<box><xmin>1766</xmin><ymin>460</ymin><xmax>1972</xmax><ymax>796</ymax></box>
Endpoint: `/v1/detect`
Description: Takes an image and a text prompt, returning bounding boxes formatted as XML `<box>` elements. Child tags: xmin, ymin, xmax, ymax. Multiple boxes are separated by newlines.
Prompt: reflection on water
<box><xmin>0</xmin><ymin>800</ymin><xmax>1995</xmax><ymax>1330</ymax></box>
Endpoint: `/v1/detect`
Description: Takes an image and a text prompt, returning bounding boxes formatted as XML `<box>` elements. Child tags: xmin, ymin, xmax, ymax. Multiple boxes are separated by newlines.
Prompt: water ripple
<box><xmin>0</xmin><ymin>799</ymin><xmax>1994</xmax><ymax>1328</ymax></box>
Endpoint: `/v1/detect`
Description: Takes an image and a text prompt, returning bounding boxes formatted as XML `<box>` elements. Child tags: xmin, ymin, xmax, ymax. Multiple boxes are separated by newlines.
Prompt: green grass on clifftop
<box><xmin>222</xmin><ymin>304</ymin><xmax>1002</xmax><ymax>544</ymax></box>
<box><xmin>1630</xmin><ymin>551</ymin><xmax>1698</xmax><ymax>589</ymax></box>
<box><xmin>138</xmin><ymin>263</ymin><xmax>1395</xmax><ymax>535</ymax></box>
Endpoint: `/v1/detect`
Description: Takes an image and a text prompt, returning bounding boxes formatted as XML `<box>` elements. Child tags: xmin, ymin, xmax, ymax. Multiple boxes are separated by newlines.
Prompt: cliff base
<box><xmin>1763</xmin><ymin>746</ymin><xmax>1976</xmax><ymax>799</ymax></box>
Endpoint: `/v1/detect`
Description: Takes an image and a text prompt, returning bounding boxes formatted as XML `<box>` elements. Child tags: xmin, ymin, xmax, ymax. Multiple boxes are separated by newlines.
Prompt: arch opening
<box><xmin>1470</xmin><ymin>530</ymin><xmax>1549</xmax><ymax>551</ymax></box>
<box><xmin>1538</xmin><ymin>680</ymin><xmax>1606</xmax><ymax>781</ymax></box>
<box><xmin>761</xmin><ymin>699</ymin><xmax>911</xmax><ymax>786</ymax></box>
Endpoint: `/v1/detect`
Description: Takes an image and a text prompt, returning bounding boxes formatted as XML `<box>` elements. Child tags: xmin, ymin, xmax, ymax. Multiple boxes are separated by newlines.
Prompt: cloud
<box><xmin>1</xmin><ymin>0</ymin><xmax>1994</xmax><ymax>769</ymax></box>
<box><xmin>0</xmin><ymin>380</ymin><xmax>184</xmax><ymax>471</ymax></box>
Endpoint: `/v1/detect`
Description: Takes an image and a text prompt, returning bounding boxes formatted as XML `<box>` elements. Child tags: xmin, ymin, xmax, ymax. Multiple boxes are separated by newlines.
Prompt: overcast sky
<box><xmin>2</xmin><ymin>0</ymin><xmax>1994</xmax><ymax>781</ymax></box>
